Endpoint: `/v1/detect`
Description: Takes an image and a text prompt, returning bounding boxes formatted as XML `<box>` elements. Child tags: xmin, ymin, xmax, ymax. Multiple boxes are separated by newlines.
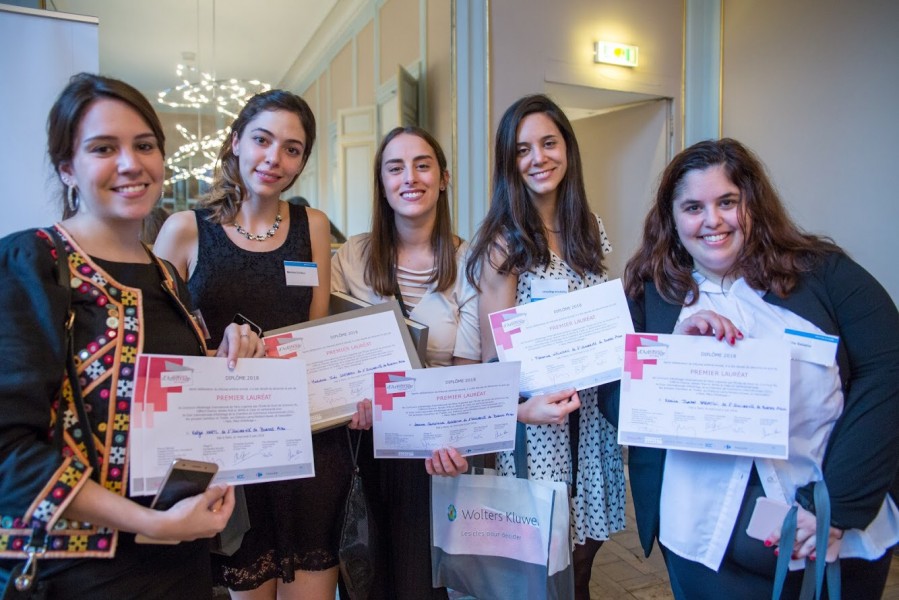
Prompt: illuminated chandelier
<box><xmin>158</xmin><ymin>63</ymin><xmax>271</xmax><ymax>185</ymax></box>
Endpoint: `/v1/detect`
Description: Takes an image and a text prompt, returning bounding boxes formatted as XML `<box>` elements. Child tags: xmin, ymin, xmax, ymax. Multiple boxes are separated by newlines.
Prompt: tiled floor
<box><xmin>589</xmin><ymin>470</ymin><xmax>899</xmax><ymax>599</ymax></box>
<box><xmin>587</xmin><ymin>473</ymin><xmax>672</xmax><ymax>600</ymax></box>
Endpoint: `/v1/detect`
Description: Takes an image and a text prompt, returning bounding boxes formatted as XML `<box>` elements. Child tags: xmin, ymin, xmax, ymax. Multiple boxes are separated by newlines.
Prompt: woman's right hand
<box><xmin>517</xmin><ymin>388</ymin><xmax>580</xmax><ymax>425</ymax></box>
<box><xmin>145</xmin><ymin>484</ymin><xmax>236</xmax><ymax>542</ymax></box>
<box><xmin>216</xmin><ymin>323</ymin><xmax>266</xmax><ymax>369</ymax></box>
<box><xmin>348</xmin><ymin>398</ymin><xmax>373</xmax><ymax>430</ymax></box>
<box><xmin>425</xmin><ymin>447</ymin><xmax>469</xmax><ymax>477</ymax></box>
<box><xmin>766</xmin><ymin>505</ymin><xmax>844</xmax><ymax>563</ymax></box>
<box><xmin>674</xmin><ymin>310</ymin><xmax>743</xmax><ymax>344</ymax></box>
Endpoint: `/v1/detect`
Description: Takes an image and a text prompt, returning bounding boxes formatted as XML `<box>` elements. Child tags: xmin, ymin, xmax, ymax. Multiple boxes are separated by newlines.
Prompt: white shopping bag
<box><xmin>431</xmin><ymin>472</ymin><xmax>573</xmax><ymax>600</ymax></box>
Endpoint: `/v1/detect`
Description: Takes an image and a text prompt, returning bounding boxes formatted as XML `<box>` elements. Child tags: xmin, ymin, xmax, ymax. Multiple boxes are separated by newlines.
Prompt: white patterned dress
<box><xmin>496</xmin><ymin>218</ymin><xmax>626</xmax><ymax>545</ymax></box>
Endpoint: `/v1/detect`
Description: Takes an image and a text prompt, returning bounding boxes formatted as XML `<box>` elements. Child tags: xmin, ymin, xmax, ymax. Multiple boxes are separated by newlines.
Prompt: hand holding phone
<box><xmin>746</xmin><ymin>496</ymin><xmax>791</xmax><ymax>541</ymax></box>
<box><xmin>232</xmin><ymin>312</ymin><xmax>263</xmax><ymax>337</ymax></box>
<box><xmin>135</xmin><ymin>459</ymin><xmax>218</xmax><ymax>544</ymax></box>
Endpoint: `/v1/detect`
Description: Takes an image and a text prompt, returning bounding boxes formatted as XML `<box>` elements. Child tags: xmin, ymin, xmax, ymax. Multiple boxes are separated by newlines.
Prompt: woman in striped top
<box><xmin>331</xmin><ymin>126</ymin><xmax>480</xmax><ymax>599</ymax></box>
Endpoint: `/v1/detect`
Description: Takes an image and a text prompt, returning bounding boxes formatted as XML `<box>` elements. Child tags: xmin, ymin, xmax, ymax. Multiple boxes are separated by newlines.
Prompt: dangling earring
<box><xmin>66</xmin><ymin>183</ymin><xmax>78</xmax><ymax>213</ymax></box>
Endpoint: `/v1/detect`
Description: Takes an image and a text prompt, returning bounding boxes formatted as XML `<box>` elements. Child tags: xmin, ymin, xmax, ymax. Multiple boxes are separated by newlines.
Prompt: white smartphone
<box><xmin>134</xmin><ymin>458</ymin><xmax>218</xmax><ymax>544</ymax></box>
<box><xmin>746</xmin><ymin>496</ymin><xmax>792</xmax><ymax>541</ymax></box>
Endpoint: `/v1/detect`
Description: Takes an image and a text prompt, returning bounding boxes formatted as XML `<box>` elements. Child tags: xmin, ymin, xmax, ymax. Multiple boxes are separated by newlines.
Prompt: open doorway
<box><xmin>549</xmin><ymin>82</ymin><xmax>672</xmax><ymax>279</ymax></box>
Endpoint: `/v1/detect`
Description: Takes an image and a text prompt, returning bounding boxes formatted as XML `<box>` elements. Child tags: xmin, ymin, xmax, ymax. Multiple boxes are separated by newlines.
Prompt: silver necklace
<box><xmin>233</xmin><ymin>212</ymin><xmax>282</xmax><ymax>241</ymax></box>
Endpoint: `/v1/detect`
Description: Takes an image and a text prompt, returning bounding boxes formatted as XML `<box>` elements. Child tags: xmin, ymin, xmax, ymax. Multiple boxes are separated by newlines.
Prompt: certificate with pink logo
<box><xmin>618</xmin><ymin>333</ymin><xmax>791</xmax><ymax>458</ymax></box>
<box><xmin>129</xmin><ymin>355</ymin><xmax>314</xmax><ymax>496</ymax></box>
<box><xmin>372</xmin><ymin>362</ymin><xmax>520</xmax><ymax>458</ymax></box>
<box><xmin>263</xmin><ymin>301</ymin><xmax>421</xmax><ymax>432</ymax></box>
<box><xmin>489</xmin><ymin>279</ymin><xmax>634</xmax><ymax>397</ymax></box>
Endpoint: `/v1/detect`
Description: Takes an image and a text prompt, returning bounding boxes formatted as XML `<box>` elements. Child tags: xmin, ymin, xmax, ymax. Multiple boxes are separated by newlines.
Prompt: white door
<box><xmin>568</xmin><ymin>97</ymin><xmax>671</xmax><ymax>279</ymax></box>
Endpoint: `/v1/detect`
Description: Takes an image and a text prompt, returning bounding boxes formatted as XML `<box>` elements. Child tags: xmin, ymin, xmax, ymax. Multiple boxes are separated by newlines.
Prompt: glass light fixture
<box><xmin>158</xmin><ymin>63</ymin><xmax>271</xmax><ymax>186</ymax></box>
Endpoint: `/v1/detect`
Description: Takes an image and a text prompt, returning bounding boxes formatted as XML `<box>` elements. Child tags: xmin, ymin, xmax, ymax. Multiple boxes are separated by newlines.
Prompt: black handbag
<box><xmin>210</xmin><ymin>485</ymin><xmax>250</xmax><ymax>556</ymax></box>
<box><xmin>338</xmin><ymin>429</ymin><xmax>376</xmax><ymax>600</ymax></box>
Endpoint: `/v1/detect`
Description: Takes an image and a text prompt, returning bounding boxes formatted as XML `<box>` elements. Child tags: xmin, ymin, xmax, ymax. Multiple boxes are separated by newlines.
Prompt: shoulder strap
<box><xmin>393</xmin><ymin>285</ymin><xmax>410</xmax><ymax>318</ymax></box>
<box><xmin>41</xmin><ymin>228</ymin><xmax>101</xmax><ymax>480</ymax></box>
<box><xmin>145</xmin><ymin>245</ymin><xmax>209</xmax><ymax>352</ymax></box>
<box><xmin>43</xmin><ymin>227</ymin><xmax>70</xmax><ymax>293</ymax></box>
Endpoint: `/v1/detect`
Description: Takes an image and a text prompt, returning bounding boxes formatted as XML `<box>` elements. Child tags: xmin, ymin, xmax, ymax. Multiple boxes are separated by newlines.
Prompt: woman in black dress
<box><xmin>155</xmin><ymin>90</ymin><xmax>351</xmax><ymax>600</ymax></box>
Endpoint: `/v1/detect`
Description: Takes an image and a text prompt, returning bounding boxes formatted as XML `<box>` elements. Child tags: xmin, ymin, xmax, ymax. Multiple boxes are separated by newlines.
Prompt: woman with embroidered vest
<box><xmin>466</xmin><ymin>94</ymin><xmax>626</xmax><ymax>600</ymax></box>
<box><xmin>154</xmin><ymin>90</ymin><xmax>349</xmax><ymax>600</ymax></box>
<box><xmin>330</xmin><ymin>126</ymin><xmax>481</xmax><ymax>599</ymax></box>
<box><xmin>622</xmin><ymin>138</ymin><xmax>899</xmax><ymax>599</ymax></box>
<box><xmin>0</xmin><ymin>73</ymin><xmax>263</xmax><ymax>598</ymax></box>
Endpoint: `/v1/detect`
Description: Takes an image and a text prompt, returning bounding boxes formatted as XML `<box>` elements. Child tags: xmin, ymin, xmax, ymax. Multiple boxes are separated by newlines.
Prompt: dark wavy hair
<box><xmin>47</xmin><ymin>73</ymin><xmax>165</xmax><ymax>219</ymax></box>
<box><xmin>624</xmin><ymin>138</ymin><xmax>841</xmax><ymax>304</ymax></box>
<box><xmin>363</xmin><ymin>126</ymin><xmax>458</xmax><ymax>297</ymax></box>
<box><xmin>201</xmin><ymin>89</ymin><xmax>316</xmax><ymax>224</ymax></box>
<box><xmin>466</xmin><ymin>94</ymin><xmax>605</xmax><ymax>289</ymax></box>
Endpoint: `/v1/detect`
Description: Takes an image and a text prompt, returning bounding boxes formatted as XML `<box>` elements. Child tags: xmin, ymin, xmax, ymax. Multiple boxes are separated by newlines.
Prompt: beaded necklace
<box><xmin>233</xmin><ymin>211</ymin><xmax>282</xmax><ymax>241</ymax></box>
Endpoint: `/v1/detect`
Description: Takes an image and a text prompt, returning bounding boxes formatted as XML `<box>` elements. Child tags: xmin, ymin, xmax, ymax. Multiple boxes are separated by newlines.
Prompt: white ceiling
<box><xmin>52</xmin><ymin>0</ymin><xmax>338</xmax><ymax>109</ymax></box>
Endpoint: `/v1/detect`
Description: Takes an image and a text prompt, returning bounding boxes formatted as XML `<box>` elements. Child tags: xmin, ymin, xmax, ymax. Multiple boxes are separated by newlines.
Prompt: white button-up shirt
<box><xmin>658</xmin><ymin>275</ymin><xmax>899</xmax><ymax>570</ymax></box>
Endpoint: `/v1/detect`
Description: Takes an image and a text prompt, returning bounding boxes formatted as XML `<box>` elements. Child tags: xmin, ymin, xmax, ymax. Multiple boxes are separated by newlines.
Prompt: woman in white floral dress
<box><xmin>466</xmin><ymin>94</ymin><xmax>626</xmax><ymax>600</ymax></box>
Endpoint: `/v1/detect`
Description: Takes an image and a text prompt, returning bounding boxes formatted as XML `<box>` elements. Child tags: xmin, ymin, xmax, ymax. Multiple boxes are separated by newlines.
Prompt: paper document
<box><xmin>617</xmin><ymin>333</ymin><xmax>791</xmax><ymax>458</ymax></box>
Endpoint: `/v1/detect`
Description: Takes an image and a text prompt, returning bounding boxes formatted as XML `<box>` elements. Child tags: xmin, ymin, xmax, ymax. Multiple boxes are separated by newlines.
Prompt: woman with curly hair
<box><xmin>623</xmin><ymin>138</ymin><xmax>899</xmax><ymax>599</ymax></box>
<box><xmin>155</xmin><ymin>90</ymin><xmax>350</xmax><ymax>599</ymax></box>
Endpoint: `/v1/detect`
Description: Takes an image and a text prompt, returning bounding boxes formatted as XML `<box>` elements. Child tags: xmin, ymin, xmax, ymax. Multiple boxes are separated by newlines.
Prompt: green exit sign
<box><xmin>594</xmin><ymin>41</ymin><xmax>639</xmax><ymax>68</ymax></box>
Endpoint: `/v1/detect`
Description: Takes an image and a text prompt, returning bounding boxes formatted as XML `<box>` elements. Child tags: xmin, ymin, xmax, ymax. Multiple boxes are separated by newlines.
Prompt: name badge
<box><xmin>530</xmin><ymin>278</ymin><xmax>568</xmax><ymax>302</ymax></box>
<box><xmin>783</xmin><ymin>328</ymin><xmax>838</xmax><ymax>367</ymax></box>
<box><xmin>284</xmin><ymin>261</ymin><xmax>319</xmax><ymax>287</ymax></box>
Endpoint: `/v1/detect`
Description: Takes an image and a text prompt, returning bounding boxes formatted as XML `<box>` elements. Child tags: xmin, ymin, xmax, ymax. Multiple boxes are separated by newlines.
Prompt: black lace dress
<box><xmin>190</xmin><ymin>204</ymin><xmax>352</xmax><ymax>590</ymax></box>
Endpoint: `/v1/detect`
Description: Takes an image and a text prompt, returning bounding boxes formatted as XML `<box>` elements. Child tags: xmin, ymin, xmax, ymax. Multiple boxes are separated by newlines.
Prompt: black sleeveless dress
<box><xmin>190</xmin><ymin>204</ymin><xmax>352</xmax><ymax>590</ymax></box>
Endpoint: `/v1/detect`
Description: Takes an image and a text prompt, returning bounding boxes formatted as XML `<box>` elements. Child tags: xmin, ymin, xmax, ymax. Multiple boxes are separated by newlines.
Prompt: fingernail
<box><xmin>228</xmin><ymin>360</ymin><xmax>236</xmax><ymax>370</ymax></box>
<box><xmin>773</xmin><ymin>548</ymin><xmax>779</xmax><ymax>556</ymax></box>
<box><xmin>809</xmin><ymin>554</ymin><xmax>816</xmax><ymax>561</ymax></box>
<box><xmin>764</xmin><ymin>540</ymin><xmax>772</xmax><ymax>547</ymax></box>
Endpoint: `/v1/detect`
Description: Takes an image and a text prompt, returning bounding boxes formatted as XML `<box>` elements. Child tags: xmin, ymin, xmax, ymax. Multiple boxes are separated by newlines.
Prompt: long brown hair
<box><xmin>363</xmin><ymin>126</ymin><xmax>458</xmax><ymax>297</ymax></box>
<box><xmin>466</xmin><ymin>94</ymin><xmax>605</xmax><ymax>289</ymax></box>
<box><xmin>624</xmin><ymin>138</ymin><xmax>841</xmax><ymax>304</ymax></box>
<box><xmin>201</xmin><ymin>89</ymin><xmax>316</xmax><ymax>224</ymax></box>
<box><xmin>48</xmin><ymin>73</ymin><xmax>166</xmax><ymax>219</ymax></box>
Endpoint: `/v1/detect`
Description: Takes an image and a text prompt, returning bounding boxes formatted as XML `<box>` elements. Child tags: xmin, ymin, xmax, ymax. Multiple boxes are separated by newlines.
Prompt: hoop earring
<box><xmin>66</xmin><ymin>184</ymin><xmax>78</xmax><ymax>213</ymax></box>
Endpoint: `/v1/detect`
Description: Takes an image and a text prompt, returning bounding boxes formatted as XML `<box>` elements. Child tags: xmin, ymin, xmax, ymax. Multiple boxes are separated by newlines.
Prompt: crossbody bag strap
<box><xmin>513</xmin><ymin>421</ymin><xmax>528</xmax><ymax>480</ymax></box>
<box><xmin>489</xmin><ymin>354</ymin><xmax>528</xmax><ymax>481</ymax></box>
<box><xmin>147</xmin><ymin>248</ymin><xmax>208</xmax><ymax>354</ymax></box>
<box><xmin>43</xmin><ymin>228</ymin><xmax>100</xmax><ymax>480</ymax></box>
<box><xmin>393</xmin><ymin>281</ymin><xmax>410</xmax><ymax>319</ymax></box>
